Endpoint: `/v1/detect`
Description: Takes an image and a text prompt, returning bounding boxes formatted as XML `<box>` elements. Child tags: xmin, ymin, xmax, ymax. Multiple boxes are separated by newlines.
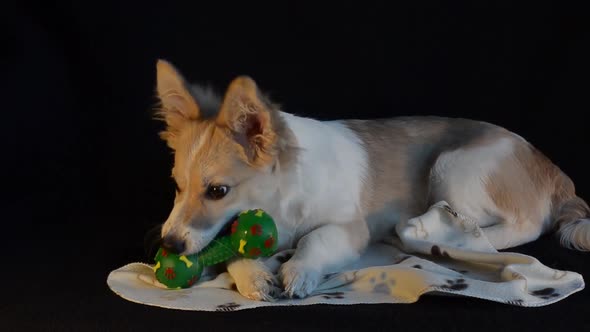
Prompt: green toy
<box><xmin>153</xmin><ymin>209</ymin><xmax>278</xmax><ymax>289</ymax></box>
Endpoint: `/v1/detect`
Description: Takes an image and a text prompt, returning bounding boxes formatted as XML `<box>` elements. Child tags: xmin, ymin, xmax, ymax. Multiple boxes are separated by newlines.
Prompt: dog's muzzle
<box><xmin>161</xmin><ymin>234</ymin><xmax>186</xmax><ymax>254</ymax></box>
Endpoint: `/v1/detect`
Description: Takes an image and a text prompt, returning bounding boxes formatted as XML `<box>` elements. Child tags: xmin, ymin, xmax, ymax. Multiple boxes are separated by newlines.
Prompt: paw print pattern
<box><xmin>529</xmin><ymin>287</ymin><xmax>560</xmax><ymax>300</ymax></box>
<box><xmin>437</xmin><ymin>278</ymin><xmax>468</xmax><ymax>291</ymax></box>
<box><xmin>370</xmin><ymin>272</ymin><xmax>396</xmax><ymax>294</ymax></box>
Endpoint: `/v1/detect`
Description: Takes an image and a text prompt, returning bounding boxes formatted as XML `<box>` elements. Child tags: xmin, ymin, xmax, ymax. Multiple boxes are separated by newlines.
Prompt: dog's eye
<box><xmin>205</xmin><ymin>185</ymin><xmax>230</xmax><ymax>200</ymax></box>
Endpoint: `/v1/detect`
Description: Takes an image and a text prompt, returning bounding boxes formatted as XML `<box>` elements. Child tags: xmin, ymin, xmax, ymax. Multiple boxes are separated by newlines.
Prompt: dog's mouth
<box><xmin>194</xmin><ymin>212</ymin><xmax>240</xmax><ymax>253</ymax></box>
<box><xmin>217</xmin><ymin>213</ymin><xmax>240</xmax><ymax>238</ymax></box>
<box><xmin>145</xmin><ymin>213</ymin><xmax>242</xmax><ymax>258</ymax></box>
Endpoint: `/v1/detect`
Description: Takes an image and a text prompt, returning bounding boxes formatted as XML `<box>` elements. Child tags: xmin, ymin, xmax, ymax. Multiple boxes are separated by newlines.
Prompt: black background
<box><xmin>4</xmin><ymin>1</ymin><xmax>589</xmax><ymax>331</ymax></box>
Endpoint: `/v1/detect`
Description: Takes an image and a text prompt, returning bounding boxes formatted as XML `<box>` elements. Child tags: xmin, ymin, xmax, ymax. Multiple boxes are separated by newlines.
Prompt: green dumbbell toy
<box><xmin>153</xmin><ymin>209</ymin><xmax>278</xmax><ymax>289</ymax></box>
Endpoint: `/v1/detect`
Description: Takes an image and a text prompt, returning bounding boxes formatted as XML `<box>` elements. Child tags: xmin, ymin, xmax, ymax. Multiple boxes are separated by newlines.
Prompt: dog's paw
<box><xmin>227</xmin><ymin>259</ymin><xmax>281</xmax><ymax>302</ymax></box>
<box><xmin>279</xmin><ymin>259</ymin><xmax>321</xmax><ymax>299</ymax></box>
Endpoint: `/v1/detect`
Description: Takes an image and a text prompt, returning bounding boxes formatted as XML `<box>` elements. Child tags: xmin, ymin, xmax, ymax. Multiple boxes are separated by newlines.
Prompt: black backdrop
<box><xmin>5</xmin><ymin>1</ymin><xmax>589</xmax><ymax>331</ymax></box>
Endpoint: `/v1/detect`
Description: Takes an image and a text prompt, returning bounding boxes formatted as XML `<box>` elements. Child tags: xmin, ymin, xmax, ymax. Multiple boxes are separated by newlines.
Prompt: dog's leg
<box><xmin>279</xmin><ymin>220</ymin><xmax>369</xmax><ymax>298</ymax></box>
<box><xmin>226</xmin><ymin>258</ymin><xmax>282</xmax><ymax>302</ymax></box>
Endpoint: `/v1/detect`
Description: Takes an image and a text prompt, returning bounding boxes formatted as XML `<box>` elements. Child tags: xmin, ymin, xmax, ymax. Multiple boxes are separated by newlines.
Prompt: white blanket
<box><xmin>107</xmin><ymin>201</ymin><xmax>584</xmax><ymax>311</ymax></box>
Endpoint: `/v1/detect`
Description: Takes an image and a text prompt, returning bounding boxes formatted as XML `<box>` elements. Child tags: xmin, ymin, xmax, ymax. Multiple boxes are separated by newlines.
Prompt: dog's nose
<box><xmin>161</xmin><ymin>235</ymin><xmax>186</xmax><ymax>254</ymax></box>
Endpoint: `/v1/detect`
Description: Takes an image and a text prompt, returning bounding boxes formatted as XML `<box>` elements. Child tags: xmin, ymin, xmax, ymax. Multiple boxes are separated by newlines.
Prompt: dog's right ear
<box><xmin>155</xmin><ymin>60</ymin><xmax>200</xmax><ymax>144</ymax></box>
<box><xmin>216</xmin><ymin>76</ymin><xmax>278</xmax><ymax>167</ymax></box>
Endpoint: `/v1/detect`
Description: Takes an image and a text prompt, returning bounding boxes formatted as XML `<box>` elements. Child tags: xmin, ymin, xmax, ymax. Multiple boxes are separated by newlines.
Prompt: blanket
<box><xmin>107</xmin><ymin>201</ymin><xmax>584</xmax><ymax>311</ymax></box>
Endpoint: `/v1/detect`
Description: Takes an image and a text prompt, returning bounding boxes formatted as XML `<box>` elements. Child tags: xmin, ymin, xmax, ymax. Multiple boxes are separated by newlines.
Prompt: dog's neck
<box><xmin>270</xmin><ymin>112</ymin><xmax>367</xmax><ymax>234</ymax></box>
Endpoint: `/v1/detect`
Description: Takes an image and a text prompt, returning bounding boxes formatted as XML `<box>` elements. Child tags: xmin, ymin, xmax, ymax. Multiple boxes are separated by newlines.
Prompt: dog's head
<box><xmin>154</xmin><ymin>60</ymin><xmax>294</xmax><ymax>255</ymax></box>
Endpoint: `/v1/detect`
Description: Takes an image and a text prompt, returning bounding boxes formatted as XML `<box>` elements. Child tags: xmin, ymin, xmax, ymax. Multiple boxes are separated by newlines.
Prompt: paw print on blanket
<box><xmin>370</xmin><ymin>272</ymin><xmax>396</xmax><ymax>294</ymax></box>
<box><xmin>529</xmin><ymin>287</ymin><xmax>560</xmax><ymax>300</ymax></box>
<box><xmin>436</xmin><ymin>278</ymin><xmax>469</xmax><ymax>291</ymax></box>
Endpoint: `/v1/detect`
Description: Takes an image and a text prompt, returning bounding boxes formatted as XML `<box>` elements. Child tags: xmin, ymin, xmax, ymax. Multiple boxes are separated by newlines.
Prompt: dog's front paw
<box><xmin>227</xmin><ymin>259</ymin><xmax>281</xmax><ymax>302</ymax></box>
<box><xmin>279</xmin><ymin>259</ymin><xmax>321</xmax><ymax>299</ymax></box>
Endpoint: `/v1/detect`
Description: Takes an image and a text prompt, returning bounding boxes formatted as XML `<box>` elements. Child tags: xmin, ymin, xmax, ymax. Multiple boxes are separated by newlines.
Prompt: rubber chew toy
<box><xmin>153</xmin><ymin>209</ymin><xmax>278</xmax><ymax>289</ymax></box>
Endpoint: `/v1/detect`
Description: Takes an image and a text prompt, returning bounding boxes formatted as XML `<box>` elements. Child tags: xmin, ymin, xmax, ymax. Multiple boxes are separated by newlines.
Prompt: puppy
<box><xmin>154</xmin><ymin>59</ymin><xmax>590</xmax><ymax>301</ymax></box>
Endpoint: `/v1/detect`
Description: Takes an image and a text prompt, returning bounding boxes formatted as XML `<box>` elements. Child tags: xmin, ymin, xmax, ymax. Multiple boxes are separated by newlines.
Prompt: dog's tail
<box><xmin>552</xmin><ymin>184</ymin><xmax>590</xmax><ymax>251</ymax></box>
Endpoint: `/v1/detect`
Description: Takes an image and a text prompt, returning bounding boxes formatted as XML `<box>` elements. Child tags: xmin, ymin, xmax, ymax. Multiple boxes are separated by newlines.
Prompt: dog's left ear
<box><xmin>216</xmin><ymin>76</ymin><xmax>277</xmax><ymax>167</ymax></box>
<box><xmin>155</xmin><ymin>60</ymin><xmax>201</xmax><ymax>146</ymax></box>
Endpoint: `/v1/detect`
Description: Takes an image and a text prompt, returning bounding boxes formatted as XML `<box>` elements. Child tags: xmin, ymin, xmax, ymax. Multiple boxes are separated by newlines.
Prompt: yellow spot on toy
<box><xmin>255</xmin><ymin>209</ymin><xmax>264</xmax><ymax>217</ymax></box>
<box><xmin>239</xmin><ymin>239</ymin><xmax>247</xmax><ymax>254</ymax></box>
<box><xmin>153</xmin><ymin>261</ymin><xmax>161</xmax><ymax>272</ymax></box>
<box><xmin>179</xmin><ymin>255</ymin><xmax>193</xmax><ymax>268</ymax></box>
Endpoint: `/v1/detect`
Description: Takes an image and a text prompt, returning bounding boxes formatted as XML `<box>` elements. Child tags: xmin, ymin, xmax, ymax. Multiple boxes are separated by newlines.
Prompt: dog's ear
<box><xmin>216</xmin><ymin>76</ymin><xmax>277</xmax><ymax>166</ymax></box>
<box><xmin>155</xmin><ymin>60</ymin><xmax>200</xmax><ymax>143</ymax></box>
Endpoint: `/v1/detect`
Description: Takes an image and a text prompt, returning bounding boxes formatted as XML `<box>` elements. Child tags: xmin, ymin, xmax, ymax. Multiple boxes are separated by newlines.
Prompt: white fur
<box><xmin>430</xmin><ymin>137</ymin><xmax>515</xmax><ymax>227</ymax></box>
<box><xmin>188</xmin><ymin>125</ymin><xmax>211</xmax><ymax>162</ymax></box>
<box><xmin>161</xmin><ymin>201</ymin><xmax>182</xmax><ymax>237</ymax></box>
<box><xmin>273</xmin><ymin>112</ymin><xmax>368</xmax><ymax>237</ymax></box>
<box><xmin>280</xmin><ymin>224</ymin><xmax>361</xmax><ymax>297</ymax></box>
<box><xmin>253</xmin><ymin>113</ymin><xmax>369</xmax><ymax>297</ymax></box>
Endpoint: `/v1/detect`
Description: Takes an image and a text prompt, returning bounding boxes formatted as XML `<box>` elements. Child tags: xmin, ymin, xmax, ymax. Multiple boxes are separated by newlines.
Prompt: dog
<box><xmin>153</xmin><ymin>59</ymin><xmax>590</xmax><ymax>301</ymax></box>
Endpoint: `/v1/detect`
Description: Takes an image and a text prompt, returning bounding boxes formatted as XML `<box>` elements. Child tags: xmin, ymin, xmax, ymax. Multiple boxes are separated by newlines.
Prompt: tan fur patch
<box><xmin>484</xmin><ymin>142</ymin><xmax>559</xmax><ymax>231</ymax></box>
<box><xmin>155</xmin><ymin>60</ymin><xmax>202</xmax><ymax>148</ymax></box>
<box><xmin>348</xmin><ymin>120</ymin><xmax>435</xmax><ymax>218</ymax></box>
